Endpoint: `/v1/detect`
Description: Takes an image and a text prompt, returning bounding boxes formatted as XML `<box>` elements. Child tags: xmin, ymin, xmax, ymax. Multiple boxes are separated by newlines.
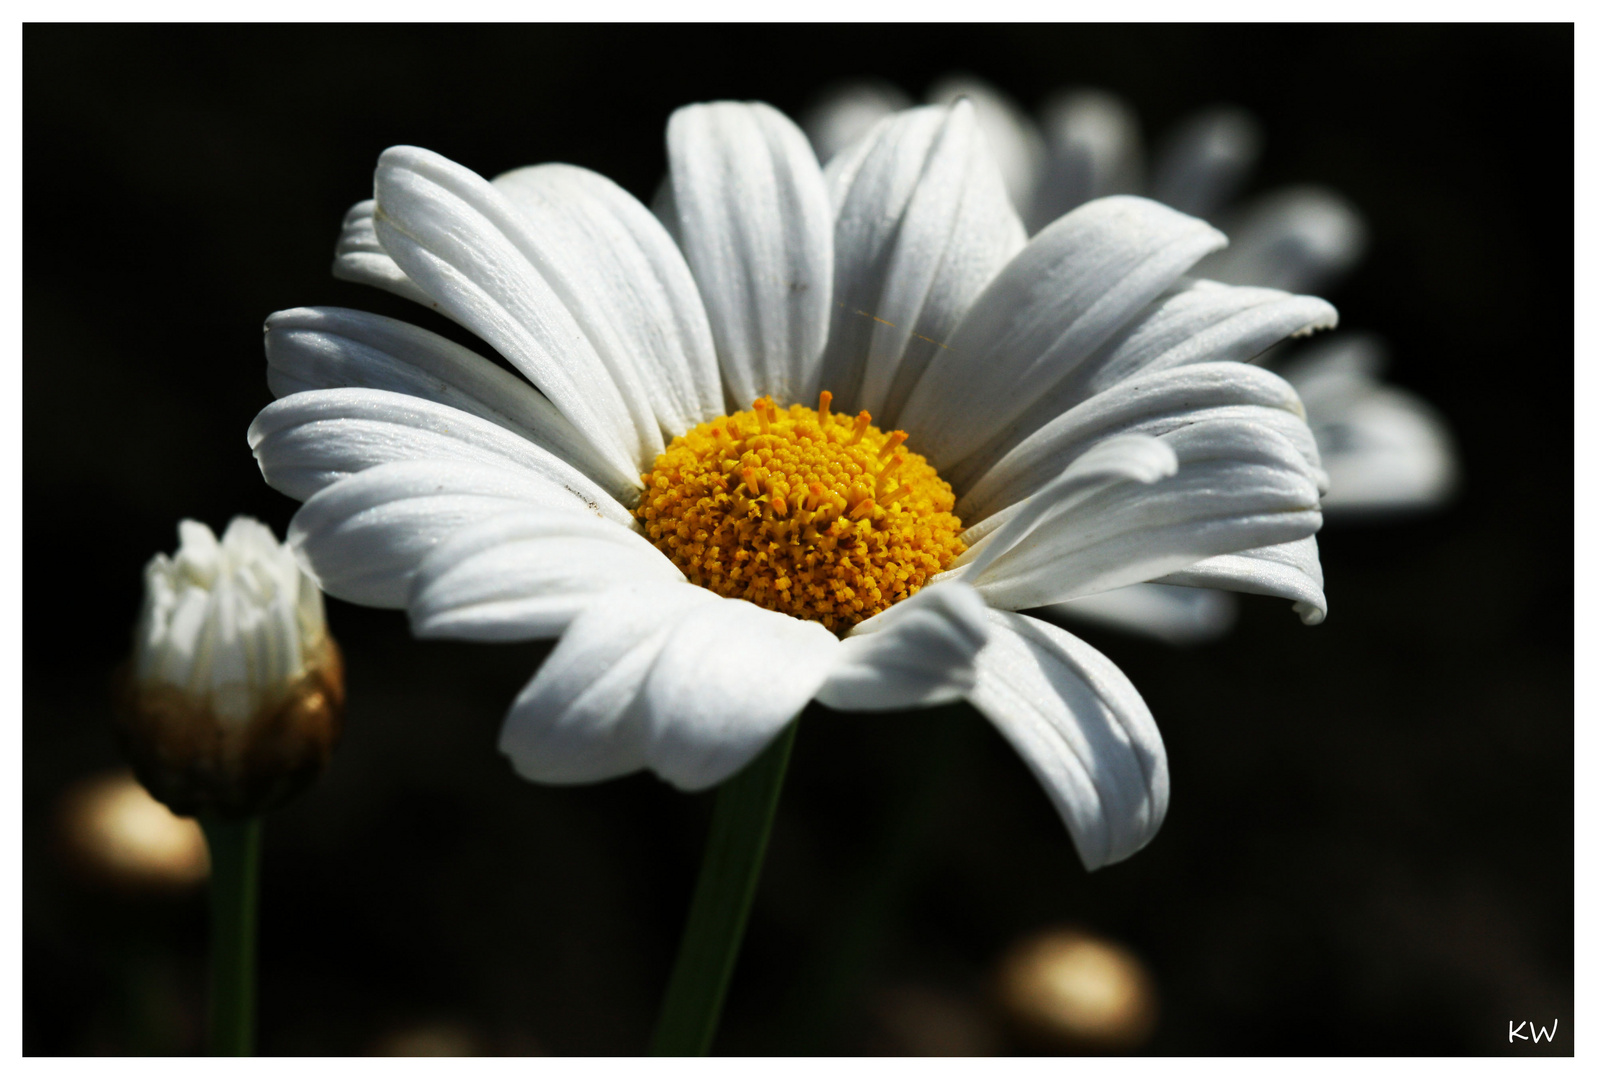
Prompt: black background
<box><xmin>24</xmin><ymin>24</ymin><xmax>1572</xmax><ymax>1055</ymax></box>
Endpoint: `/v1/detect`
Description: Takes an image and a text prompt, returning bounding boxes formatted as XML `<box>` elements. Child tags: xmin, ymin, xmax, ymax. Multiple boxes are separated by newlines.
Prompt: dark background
<box><xmin>23</xmin><ymin>24</ymin><xmax>1572</xmax><ymax>1056</ymax></box>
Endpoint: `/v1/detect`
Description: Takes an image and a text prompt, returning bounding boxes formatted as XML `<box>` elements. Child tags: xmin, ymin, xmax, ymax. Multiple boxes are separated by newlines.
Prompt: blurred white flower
<box><xmin>1278</xmin><ymin>333</ymin><xmax>1458</xmax><ymax>513</ymax></box>
<box><xmin>1057</xmin><ymin>582</ymin><xmax>1238</xmax><ymax>648</ymax></box>
<box><xmin>805</xmin><ymin>78</ymin><xmax>1459</xmax><ymax>644</ymax></box>
<box><xmin>120</xmin><ymin>516</ymin><xmax>343</xmax><ymax>816</ymax></box>
<box><xmin>254</xmin><ymin>99</ymin><xmax>1333</xmax><ymax>868</ymax></box>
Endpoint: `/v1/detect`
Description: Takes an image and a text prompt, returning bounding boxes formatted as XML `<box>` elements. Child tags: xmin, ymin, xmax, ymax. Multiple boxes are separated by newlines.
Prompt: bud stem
<box><xmin>201</xmin><ymin>815</ymin><xmax>262</xmax><ymax>1055</ymax></box>
<box><xmin>649</xmin><ymin>720</ymin><xmax>799</xmax><ymax>1055</ymax></box>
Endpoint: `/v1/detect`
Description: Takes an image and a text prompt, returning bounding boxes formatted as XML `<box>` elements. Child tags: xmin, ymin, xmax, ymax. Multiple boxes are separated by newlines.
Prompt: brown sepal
<box><xmin>113</xmin><ymin>637</ymin><xmax>345</xmax><ymax>818</ymax></box>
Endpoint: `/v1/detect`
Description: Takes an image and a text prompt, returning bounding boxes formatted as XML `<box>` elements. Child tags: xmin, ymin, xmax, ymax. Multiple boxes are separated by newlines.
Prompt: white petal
<box><xmin>263</xmin><ymin>306</ymin><xmax>627</xmax><ymax>493</ymax></box>
<box><xmin>499</xmin><ymin>582</ymin><xmax>719</xmax><ymax>785</ymax></box>
<box><xmin>491</xmin><ymin>163</ymin><xmax>724</xmax><ymax>440</ymax></box>
<box><xmin>500</xmin><ymin>583</ymin><xmax>839</xmax><ymax>790</ymax></box>
<box><xmin>968</xmin><ymin>610</ymin><xmax>1168</xmax><ymax>870</ymax></box>
<box><xmin>1031</xmin><ymin>89</ymin><xmax>1144</xmax><ymax>231</ymax></box>
<box><xmin>1279</xmin><ymin>336</ymin><xmax>1459</xmax><ymax>515</ymax></box>
<box><xmin>248</xmin><ymin>388</ymin><xmax>637</xmax><ymax>519</ymax></box>
<box><xmin>286</xmin><ymin>459</ymin><xmax>611</xmax><ymax>608</ymax></box>
<box><xmin>926</xmin><ymin>74</ymin><xmax>1045</xmax><ymax>224</ymax></box>
<box><xmin>820</xmin><ymin>122</ymin><xmax>882</xmax><ymax>213</ymax></box>
<box><xmin>666</xmin><ymin>101</ymin><xmax>833</xmax><ymax>409</ymax></box>
<box><xmin>957</xmin><ymin>361</ymin><xmax>1325</xmax><ymax>526</ymax></box>
<box><xmin>898</xmin><ymin>196</ymin><xmax>1227</xmax><ymax>470</ymax></box>
<box><xmin>330</xmin><ymin>199</ymin><xmax>432</xmax><ymax>305</ymax></box>
<box><xmin>815</xmin><ymin>580</ymin><xmax>990</xmax><ymax>711</ymax></box>
<box><xmin>962</xmin><ymin>420</ymin><xmax>1323</xmax><ymax>611</ymax></box>
<box><xmin>1038</xmin><ymin>584</ymin><xmax>1238</xmax><ymax>647</ymax></box>
<box><xmin>943</xmin><ymin>278</ymin><xmax>1338</xmax><ymax>493</ymax></box>
<box><xmin>1156</xmin><ymin>537</ymin><xmax>1328</xmax><ymax>625</ymax></box>
<box><xmin>1150</xmin><ymin>106</ymin><xmax>1263</xmax><ymax>219</ymax></box>
<box><xmin>1197</xmin><ymin>186</ymin><xmax>1368</xmax><ymax>295</ymax></box>
<box><xmin>954</xmin><ymin>433</ymin><xmax>1179</xmax><ymax>577</ymax></box>
<box><xmin>1079</xmin><ymin>278</ymin><xmax>1338</xmax><ymax>394</ymax></box>
<box><xmin>637</xmin><ymin>598</ymin><xmax>838</xmax><ymax>790</ymax></box>
<box><xmin>371</xmin><ymin>145</ymin><xmax>645</xmax><ymax>478</ymax></box>
<box><xmin>651</xmin><ymin>176</ymin><xmax>682</xmax><ymax>246</ymax></box>
<box><xmin>801</xmin><ymin>79</ymin><xmax>912</xmax><ymax>164</ymax></box>
<box><xmin>819</xmin><ymin>102</ymin><xmax>1026</xmax><ymax>423</ymax></box>
<box><xmin>407</xmin><ymin>507</ymin><xmax>683</xmax><ymax>642</ymax></box>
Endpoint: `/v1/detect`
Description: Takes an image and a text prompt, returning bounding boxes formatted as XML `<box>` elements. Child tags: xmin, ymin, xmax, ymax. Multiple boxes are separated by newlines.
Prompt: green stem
<box><xmin>774</xmin><ymin>705</ymin><xmax>966</xmax><ymax>1052</ymax></box>
<box><xmin>650</xmin><ymin>721</ymin><xmax>800</xmax><ymax>1056</ymax></box>
<box><xmin>200</xmin><ymin>816</ymin><xmax>262</xmax><ymax>1056</ymax></box>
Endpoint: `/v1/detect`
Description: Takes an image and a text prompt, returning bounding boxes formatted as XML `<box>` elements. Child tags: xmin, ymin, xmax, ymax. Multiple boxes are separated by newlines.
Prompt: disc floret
<box><xmin>637</xmin><ymin>393</ymin><xmax>965</xmax><ymax>631</ymax></box>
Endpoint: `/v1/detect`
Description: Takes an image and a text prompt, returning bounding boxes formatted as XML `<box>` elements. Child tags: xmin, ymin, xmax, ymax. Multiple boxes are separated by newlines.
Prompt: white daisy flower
<box><xmin>806</xmin><ymin>79</ymin><xmax>1457</xmax><ymax>643</ymax></box>
<box><xmin>121</xmin><ymin>516</ymin><xmax>343</xmax><ymax>816</ymax></box>
<box><xmin>251</xmin><ymin>99</ymin><xmax>1331</xmax><ymax>870</ymax></box>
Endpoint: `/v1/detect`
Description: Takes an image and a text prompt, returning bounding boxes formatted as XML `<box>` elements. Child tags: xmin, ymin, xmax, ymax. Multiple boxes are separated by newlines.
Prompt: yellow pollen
<box><xmin>636</xmin><ymin>394</ymin><xmax>966</xmax><ymax>632</ymax></box>
<box><xmin>847</xmin><ymin>411</ymin><xmax>871</xmax><ymax>445</ymax></box>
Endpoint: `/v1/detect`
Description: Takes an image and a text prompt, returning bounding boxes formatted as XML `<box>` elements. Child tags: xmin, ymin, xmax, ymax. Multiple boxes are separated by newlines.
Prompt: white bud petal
<box><xmin>132</xmin><ymin>515</ymin><xmax>328</xmax><ymax>727</ymax></box>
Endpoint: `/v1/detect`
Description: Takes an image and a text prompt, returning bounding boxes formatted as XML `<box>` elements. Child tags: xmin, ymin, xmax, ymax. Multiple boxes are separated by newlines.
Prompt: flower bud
<box><xmin>116</xmin><ymin>516</ymin><xmax>343</xmax><ymax>818</ymax></box>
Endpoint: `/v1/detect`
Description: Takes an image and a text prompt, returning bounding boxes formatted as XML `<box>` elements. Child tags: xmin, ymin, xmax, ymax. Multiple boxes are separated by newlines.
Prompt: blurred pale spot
<box><xmin>867</xmin><ymin>984</ymin><xmax>1000</xmax><ymax>1056</ymax></box>
<box><xmin>996</xmin><ymin>926</ymin><xmax>1157</xmax><ymax>1050</ymax></box>
<box><xmin>57</xmin><ymin>769</ymin><xmax>209</xmax><ymax>891</ymax></box>
<box><xmin>370</xmin><ymin>1020</ymin><xmax>482</xmax><ymax>1056</ymax></box>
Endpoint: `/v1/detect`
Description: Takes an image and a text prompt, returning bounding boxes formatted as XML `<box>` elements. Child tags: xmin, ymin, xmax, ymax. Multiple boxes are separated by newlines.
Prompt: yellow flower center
<box><xmin>636</xmin><ymin>393</ymin><xmax>965</xmax><ymax>632</ymax></box>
